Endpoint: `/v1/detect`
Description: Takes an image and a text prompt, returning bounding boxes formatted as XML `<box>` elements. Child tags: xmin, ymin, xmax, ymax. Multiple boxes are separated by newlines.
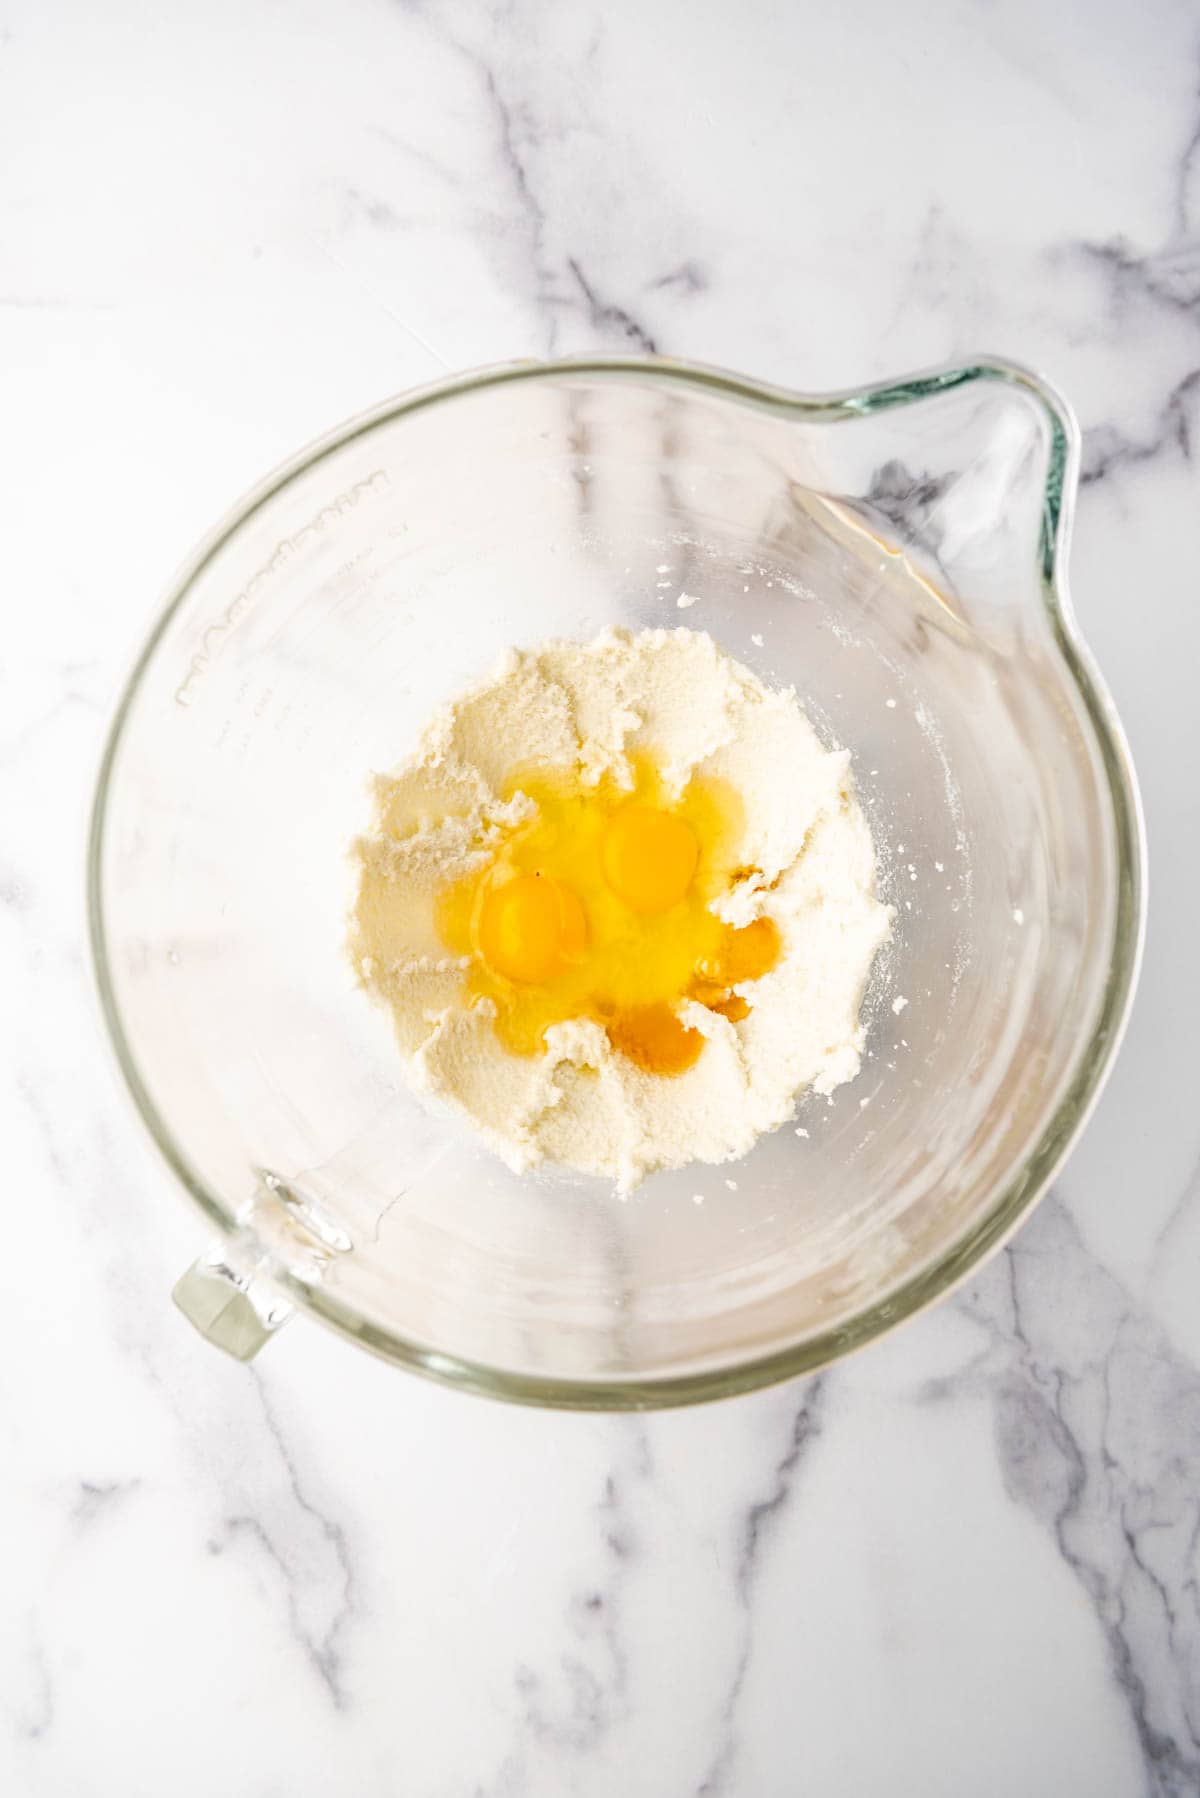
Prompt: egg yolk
<box><xmin>478</xmin><ymin>873</ymin><xmax>587</xmax><ymax>985</ymax></box>
<box><xmin>695</xmin><ymin>916</ymin><xmax>781</xmax><ymax>987</ymax></box>
<box><xmin>436</xmin><ymin>756</ymin><xmax>780</xmax><ymax>1074</ymax></box>
<box><xmin>605</xmin><ymin>1002</ymin><xmax>704</xmax><ymax>1075</ymax></box>
<box><xmin>601</xmin><ymin>807</ymin><xmax>699</xmax><ymax>913</ymax></box>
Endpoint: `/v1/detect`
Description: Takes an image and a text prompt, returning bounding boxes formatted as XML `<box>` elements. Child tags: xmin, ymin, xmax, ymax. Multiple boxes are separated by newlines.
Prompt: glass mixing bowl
<box><xmin>88</xmin><ymin>357</ymin><xmax>1145</xmax><ymax>1406</ymax></box>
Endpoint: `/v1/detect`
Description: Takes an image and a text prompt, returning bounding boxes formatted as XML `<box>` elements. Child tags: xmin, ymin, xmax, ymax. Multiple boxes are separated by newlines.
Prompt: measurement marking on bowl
<box><xmin>173</xmin><ymin>469</ymin><xmax>390</xmax><ymax>708</ymax></box>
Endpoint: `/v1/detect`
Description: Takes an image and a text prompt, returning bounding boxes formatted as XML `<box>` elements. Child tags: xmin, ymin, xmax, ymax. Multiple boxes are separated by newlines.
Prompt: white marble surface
<box><xmin>3</xmin><ymin>0</ymin><xmax>1199</xmax><ymax>1791</ymax></box>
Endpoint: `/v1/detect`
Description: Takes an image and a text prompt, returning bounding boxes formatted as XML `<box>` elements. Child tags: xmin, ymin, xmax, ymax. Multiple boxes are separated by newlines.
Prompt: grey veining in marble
<box><xmin>3</xmin><ymin>0</ymin><xmax>1200</xmax><ymax>1793</ymax></box>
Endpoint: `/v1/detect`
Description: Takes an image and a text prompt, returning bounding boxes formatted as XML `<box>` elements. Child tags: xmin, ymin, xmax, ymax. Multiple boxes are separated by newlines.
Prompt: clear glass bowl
<box><xmin>88</xmin><ymin>357</ymin><xmax>1146</xmax><ymax>1406</ymax></box>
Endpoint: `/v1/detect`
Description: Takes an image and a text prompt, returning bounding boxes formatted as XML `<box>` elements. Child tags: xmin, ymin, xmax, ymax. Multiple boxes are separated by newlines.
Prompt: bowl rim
<box><xmin>87</xmin><ymin>353</ymin><xmax>1148</xmax><ymax>1408</ymax></box>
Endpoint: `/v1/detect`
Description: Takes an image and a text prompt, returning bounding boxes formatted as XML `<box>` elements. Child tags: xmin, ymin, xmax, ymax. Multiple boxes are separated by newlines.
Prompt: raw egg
<box><xmin>477</xmin><ymin>873</ymin><xmax>587</xmax><ymax>985</ymax></box>
<box><xmin>600</xmin><ymin>806</ymin><xmax>699</xmax><ymax>913</ymax></box>
<box><xmin>436</xmin><ymin>755</ymin><xmax>780</xmax><ymax>1072</ymax></box>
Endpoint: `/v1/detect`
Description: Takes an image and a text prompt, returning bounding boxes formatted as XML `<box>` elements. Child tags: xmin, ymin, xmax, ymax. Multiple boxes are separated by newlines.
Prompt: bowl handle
<box><xmin>172</xmin><ymin>1242</ymin><xmax>292</xmax><ymax>1361</ymax></box>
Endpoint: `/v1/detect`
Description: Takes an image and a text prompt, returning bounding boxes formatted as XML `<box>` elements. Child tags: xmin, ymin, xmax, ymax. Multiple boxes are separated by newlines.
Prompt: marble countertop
<box><xmin>4</xmin><ymin>1</ymin><xmax>1199</xmax><ymax>1792</ymax></box>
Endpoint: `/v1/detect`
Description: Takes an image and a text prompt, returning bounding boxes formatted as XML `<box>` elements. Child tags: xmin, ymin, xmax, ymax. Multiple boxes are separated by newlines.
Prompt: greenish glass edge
<box><xmin>86</xmin><ymin>353</ymin><xmax>1147</xmax><ymax>1409</ymax></box>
